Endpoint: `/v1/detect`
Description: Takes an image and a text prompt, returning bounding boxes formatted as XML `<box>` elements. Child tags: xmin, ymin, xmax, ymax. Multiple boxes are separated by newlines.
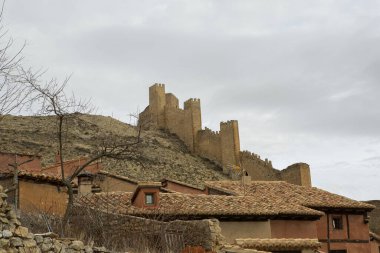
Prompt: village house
<box><xmin>75</xmin><ymin>182</ymin><xmax>325</xmax><ymax>253</ymax></box>
<box><xmin>0</xmin><ymin>152</ymin><xmax>106</xmax><ymax>215</ymax></box>
<box><xmin>75</xmin><ymin>179</ymin><xmax>376</xmax><ymax>253</ymax></box>
<box><xmin>203</xmin><ymin>178</ymin><xmax>375</xmax><ymax>253</ymax></box>
<box><xmin>0</xmin><ymin>151</ymin><xmax>42</xmax><ymax>173</ymax></box>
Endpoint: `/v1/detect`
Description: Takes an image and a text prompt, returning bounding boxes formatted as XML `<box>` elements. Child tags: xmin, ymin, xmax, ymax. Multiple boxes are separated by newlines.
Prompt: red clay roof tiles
<box><xmin>205</xmin><ymin>180</ymin><xmax>374</xmax><ymax>210</ymax></box>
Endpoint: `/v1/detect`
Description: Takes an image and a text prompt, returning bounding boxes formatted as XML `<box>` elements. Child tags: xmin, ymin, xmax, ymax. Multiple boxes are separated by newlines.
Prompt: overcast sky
<box><xmin>4</xmin><ymin>0</ymin><xmax>380</xmax><ymax>200</ymax></box>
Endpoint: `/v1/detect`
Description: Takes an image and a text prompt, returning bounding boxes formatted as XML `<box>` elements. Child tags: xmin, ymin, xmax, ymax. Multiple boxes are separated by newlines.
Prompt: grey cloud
<box><xmin>3</xmin><ymin>0</ymin><xmax>380</xmax><ymax>199</ymax></box>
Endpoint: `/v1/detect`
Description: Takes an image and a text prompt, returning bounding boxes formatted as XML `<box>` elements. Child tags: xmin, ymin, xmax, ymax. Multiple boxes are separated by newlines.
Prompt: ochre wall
<box><xmin>219</xmin><ymin>221</ymin><xmax>271</xmax><ymax>244</ymax></box>
<box><xmin>270</xmin><ymin>220</ymin><xmax>317</xmax><ymax>239</ymax></box>
<box><xmin>164</xmin><ymin>181</ymin><xmax>205</xmax><ymax>195</ymax></box>
<box><xmin>19</xmin><ymin>180</ymin><xmax>67</xmax><ymax>216</ymax></box>
<box><xmin>94</xmin><ymin>175</ymin><xmax>137</xmax><ymax>193</ymax></box>
<box><xmin>139</xmin><ymin>84</ymin><xmax>312</xmax><ymax>186</ymax></box>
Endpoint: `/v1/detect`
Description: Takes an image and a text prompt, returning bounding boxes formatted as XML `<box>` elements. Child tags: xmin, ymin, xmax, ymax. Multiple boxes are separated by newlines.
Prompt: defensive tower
<box><xmin>139</xmin><ymin>83</ymin><xmax>312</xmax><ymax>187</ymax></box>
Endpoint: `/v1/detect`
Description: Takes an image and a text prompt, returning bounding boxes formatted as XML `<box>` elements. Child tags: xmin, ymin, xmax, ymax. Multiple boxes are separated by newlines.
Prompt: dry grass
<box><xmin>0</xmin><ymin>114</ymin><xmax>229</xmax><ymax>187</ymax></box>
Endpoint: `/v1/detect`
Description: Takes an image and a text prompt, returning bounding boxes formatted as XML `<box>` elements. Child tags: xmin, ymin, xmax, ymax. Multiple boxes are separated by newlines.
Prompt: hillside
<box><xmin>366</xmin><ymin>200</ymin><xmax>380</xmax><ymax>235</ymax></box>
<box><xmin>0</xmin><ymin>114</ymin><xmax>230</xmax><ymax>187</ymax></box>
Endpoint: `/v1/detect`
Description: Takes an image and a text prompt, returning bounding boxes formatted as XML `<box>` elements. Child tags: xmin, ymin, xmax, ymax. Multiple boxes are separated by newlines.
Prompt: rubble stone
<box><xmin>2</xmin><ymin>229</ymin><xmax>12</xmax><ymax>238</ymax></box>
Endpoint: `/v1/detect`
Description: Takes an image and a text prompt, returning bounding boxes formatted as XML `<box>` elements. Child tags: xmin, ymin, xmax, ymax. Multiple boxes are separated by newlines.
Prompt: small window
<box><xmin>145</xmin><ymin>193</ymin><xmax>154</xmax><ymax>205</ymax></box>
<box><xmin>332</xmin><ymin>216</ymin><xmax>343</xmax><ymax>230</ymax></box>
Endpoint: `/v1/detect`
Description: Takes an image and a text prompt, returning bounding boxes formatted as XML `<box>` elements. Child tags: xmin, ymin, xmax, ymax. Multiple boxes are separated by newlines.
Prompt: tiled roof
<box><xmin>97</xmin><ymin>170</ymin><xmax>138</xmax><ymax>184</ymax></box>
<box><xmin>161</xmin><ymin>178</ymin><xmax>205</xmax><ymax>191</ymax></box>
<box><xmin>205</xmin><ymin>181</ymin><xmax>375</xmax><ymax>211</ymax></box>
<box><xmin>75</xmin><ymin>191</ymin><xmax>324</xmax><ymax>219</ymax></box>
<box><xmin>18</xmin><ymin>171</ymin><xmax>67</xmax><ymax>185</ymax></box>
<box><xmin>41</xmin><ymin>157</ymin><xmax>101</xmax><ymax>178</ymax></box>
<box><xmin>0</xmin><ymin>171</ymin><xmax>76</xmax><ymax>186</ymax></box>
<box><xmin>235</xmin><ymin>238</ymin><xmax>321</xmax><ymax>251</ymax></box>
<box><xmin>222</xmin><ymin>245</ymin><xmax>270</xmax><ymax>253</ymax></box>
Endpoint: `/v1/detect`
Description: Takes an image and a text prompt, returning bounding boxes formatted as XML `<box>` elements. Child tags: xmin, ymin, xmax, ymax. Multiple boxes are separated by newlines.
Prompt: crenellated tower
<box><xmin>149</xmin><ymin>83</ymin><xmax>166</xmax><ymax>128</ymax></box>
<box><xmin>139</xmin><ymin>83</ymin><xmax>312</xmax><ymax>187</ymax></box>
<box><xmin>220</xmin><ymin>120</ymin><xmax>241</xmax><ymax>175</ymax></box>
<box><xmin>184</xmin><ymin>98</ymin><xmax>202</xmax><ymax>152</ymax></box>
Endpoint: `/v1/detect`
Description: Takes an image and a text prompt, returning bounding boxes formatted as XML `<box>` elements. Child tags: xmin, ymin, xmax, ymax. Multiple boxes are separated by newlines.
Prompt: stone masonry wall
<box><xmin>71</xmin><ymin>205</ymin><xmax>225</xmax><ymax>252</ymax></box>
<box><xmin>196</xmin><ymin>128</ymin><xmax>222</xmax><ymax>166</ymax></box>
<box><xmin>0</xmin><ymin>185</ymin><xmax>108</xmax><ymax>253</ymax></box>
<box><xmin>139</xmin><ymin>83</ymin><xmax>312</xmax><ymax>187</ymax></box>
<box><xmin>240</xmin><ymin>151</ymin><xmax>281</xmax><ymax>181</ymax></box>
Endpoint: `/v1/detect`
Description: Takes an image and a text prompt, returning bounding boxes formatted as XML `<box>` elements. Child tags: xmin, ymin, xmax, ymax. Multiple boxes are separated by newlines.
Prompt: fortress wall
<box><xmin>138</xmin><ymin>106</ymin><xmax>152</xmax><ymax>128</ymax></box>
<box><xmin>196</xmin><ymin>128</ymin><xmax>222</xmax><ymax>164</ymax></box>
<box><xmin>165</xmin><ymin>93</ymin><xmax>179</xmax><ymax>108</ymax></box>
<box><xmin>280</xmin><ymin>163</ymin><xmax>312</xmax><ymax>187</ymax></box>
<box><xmin>240</xmin><ymin>151</ymin><xmax>281</xmax><ymax>181</ymax></box>
<box><xmin>139</xmin><ymin>84</ymin><xmax>313</xmax><ymax>186</ymax></box>
<box><xmin>149</xmin><ymin>83</ymin><xmax>166</xmax><ymax>128</ymax></box>
<box><xmin>184</xmin><ymin>99</ymin><xmax>202</xmax><ymax>152</ymax></box>
<box><xmin>220</xmin><ymin>121</ymin><xmax>241</xmax><ymax>174</ymax></box>
<box><xmin>165</xmin><ymin>106</ymin><xmax>186</xmax><ymax>141</ymax></box>
<box><xmin>164</xmin><ymin>104</ymin><xmax>196</xmax><ymax>152</ymax></box>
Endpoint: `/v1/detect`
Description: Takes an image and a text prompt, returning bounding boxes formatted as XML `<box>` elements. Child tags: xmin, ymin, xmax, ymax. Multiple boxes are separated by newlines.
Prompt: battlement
<box><xmin>203</xmin><ymin>127</ymin><xmax>220</xmax><ymax>136</ymax></box>
<box><xmin>139</xmin><ymin>84</ymin><xmax>312</xmax><ymax>187</ymax></box>
<box><xmin>220</xmin><ymin>120</ymin><xmax>238</xmax><ymax>127</ymax></box>
<box><xmin>184</xmin><ymin>98</ymin><xmax>201</xmax><ymax>110</ymax></box>
<box><xmin>151</xmin><ymin>83</ymin><xmax>165</xmax><ymax>88</ymax></box>
<box><xmin>241</xmin><ymin>150</ymin><xmax>273</xmax><ymax>167</ymax></box>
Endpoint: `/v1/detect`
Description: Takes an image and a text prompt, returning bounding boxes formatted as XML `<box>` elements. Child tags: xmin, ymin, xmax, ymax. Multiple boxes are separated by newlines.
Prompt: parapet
<box><xmin>165</xmin><ymin>93</ymin><xmax>179</xmax><ymax>108</ymax></box>
<box><xmin>281</xmin><ymin>163</ymin><xmax>312</xmax><ymax>187</ymax></box>
<box><xmin>220</xmin><ymin>120</ymin><xmax>239</xmax><ymax>129</ymax></box>
<box><xmin>184</xmin><ymin>98</ymin><xmax>201</xmax><ymax>110</ymax></box>
<box><xmin>151</xmin><ymin>83</ymin><xmax>165</xmax><ymax>88</ymax></box>
<box><xmin>240</xmin><ymin>150</ymin><xmax>273</xmax><ymax>168</ymax></box>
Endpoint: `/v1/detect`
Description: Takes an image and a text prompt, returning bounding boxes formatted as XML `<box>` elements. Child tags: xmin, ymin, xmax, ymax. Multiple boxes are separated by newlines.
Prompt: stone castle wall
<box><xmin>139</xmin><ymin>84</ymin><xmax>312</xmax><ymax>187</ymax></box>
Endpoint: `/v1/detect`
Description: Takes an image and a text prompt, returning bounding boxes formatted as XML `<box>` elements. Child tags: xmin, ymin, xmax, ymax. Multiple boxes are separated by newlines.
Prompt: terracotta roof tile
<box><xmin>235</xmin><ymin>238</ymin><xmax>321</xmax><ymax>251</ymax></box>
<box><xmin>98</xmin><ymin>170</ymin><xmax>138</xmax><ymax>184</ymax></box>
<box><xmin>161</xmin><ymin>178</ymin><xmax>205</xmax><ymax>191</ymax></box>
<box><xmin>205</xmin><ymin>181</ymin><xmax>374</xmax><ymax>210</ymax></box>
<box><xmin>75</xmin><ymin>191</ymin><xmax>324</xmax><ymax>219</ymax></box>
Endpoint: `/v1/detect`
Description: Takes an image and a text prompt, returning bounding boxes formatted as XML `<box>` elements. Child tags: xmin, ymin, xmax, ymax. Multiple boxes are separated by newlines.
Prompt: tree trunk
<box><xmin>62</xmin><ymin>179</ymin><xmax>74</xmax><ymax>235</ymax></box>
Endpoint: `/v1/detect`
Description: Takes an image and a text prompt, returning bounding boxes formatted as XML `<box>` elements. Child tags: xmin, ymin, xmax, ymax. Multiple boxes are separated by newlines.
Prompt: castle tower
<box><xmin>184</xmin><ymin>98</ymin><xmax>202</xmax><ymax>152</ymax></box>
<box><xmin>149</xmin><ymin>83</ymin><xmax>166</xmax><ymax>128</ymax></box>
<box><xmin>220</xmin><ymin>120</ymin><xmax>241</xmax><ymax>175</ymax></box>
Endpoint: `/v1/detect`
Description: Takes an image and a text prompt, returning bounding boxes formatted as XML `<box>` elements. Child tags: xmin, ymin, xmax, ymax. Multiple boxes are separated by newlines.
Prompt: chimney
<box><xmin>242</xmin><ymin>171</ymin><xmax>251</xmax><ymax>185</ymax></box>
<box><xmin>77</xmin><ymin>171</ymin><xmax>94</xmax><ymax>196</ymax></box>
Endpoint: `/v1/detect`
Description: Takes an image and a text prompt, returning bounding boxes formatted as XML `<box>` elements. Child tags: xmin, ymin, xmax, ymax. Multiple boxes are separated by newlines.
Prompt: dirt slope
<box><xmin>0</xmin><ymin>114</ymin><xmax>229</xmax><ymax>187</ymax></box>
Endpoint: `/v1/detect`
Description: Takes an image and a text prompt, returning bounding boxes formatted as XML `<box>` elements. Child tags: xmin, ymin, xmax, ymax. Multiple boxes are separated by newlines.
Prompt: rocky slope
<box><xmin>0</xmin><ymin>114</ymin><xmax>229</xmax><ymax>187</ymax></box>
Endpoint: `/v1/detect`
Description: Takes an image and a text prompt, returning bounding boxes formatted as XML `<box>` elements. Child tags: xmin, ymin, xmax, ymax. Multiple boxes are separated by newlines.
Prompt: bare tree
<box><xmin>29</xmin><ymin>78</ymin><xmax>143</xmax><ymax>233</ymax></box>
<box><xmin>0</xmin><ymin>1</ymin><xmax>36</xmax><ymax>122</ymax></box>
